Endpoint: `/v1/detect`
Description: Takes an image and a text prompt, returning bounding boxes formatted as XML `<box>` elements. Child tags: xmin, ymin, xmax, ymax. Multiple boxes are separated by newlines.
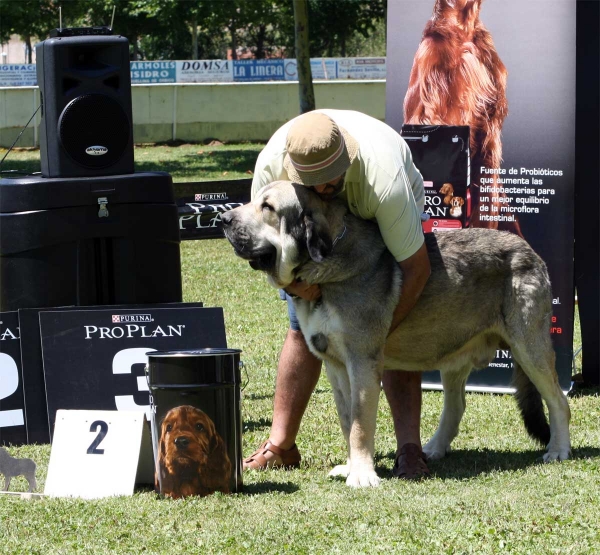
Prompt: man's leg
<box><xmin>382</xmin><ymin>369</ymin><xmax>430</xmax><ymax>479</ymax></box>
<box><xmin>243</xmin><ymin>328</ymin><xmax>322</xmax><ymax>469</ymax></box>
<box><xmin>270</xmin><ymin>329</ymin><xmax>322</xmax><ymax>448</ymax></box>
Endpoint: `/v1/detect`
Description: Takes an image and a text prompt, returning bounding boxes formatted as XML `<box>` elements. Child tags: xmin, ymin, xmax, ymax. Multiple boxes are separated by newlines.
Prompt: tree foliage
<box><xmin>0</xmin><ymin>0</ymin><xmax>386</xmax><ymax>61</ymax></box>
<box><xmin>307</xmin><ymin>0</ymin><xmax>386</xmax><ymax>58</ymax></box>
<box><xmin>0</xmin><ymin>0</ymin><xmax>63</xmax><ymax>62</ymax></box>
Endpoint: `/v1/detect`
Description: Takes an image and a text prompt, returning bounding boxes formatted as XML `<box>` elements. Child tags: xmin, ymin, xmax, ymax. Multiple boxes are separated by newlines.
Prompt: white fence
<box><xmin>0</xmin><ymin>80</ymin><xmax>386</xmax><ymax>147</ymax></box>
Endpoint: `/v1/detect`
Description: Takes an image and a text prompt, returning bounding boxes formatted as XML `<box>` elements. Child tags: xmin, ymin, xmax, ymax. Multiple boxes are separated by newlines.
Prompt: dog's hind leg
<box><xmin>510</xmin><ymin>343</ymin><xmax>571</xmax><ymax>461</ymax></box>
<box><xmin>504</xmin><ymin>255</ymin><xmax>571</xmax><ymax>460</ymax></box>
<box><xmin>325</xmin><ymin>360</ymin><xmax>352</xmax><ymax>479</ymax></box>
<box><xmin>3</xmin><ymin>475</ymin><xmax>11</xmax><ymax>491</ymax></box>
<box><xmin>423</xmin><ymin>366</ymin><xmax>471</xmax><ymax>460</ymax></box>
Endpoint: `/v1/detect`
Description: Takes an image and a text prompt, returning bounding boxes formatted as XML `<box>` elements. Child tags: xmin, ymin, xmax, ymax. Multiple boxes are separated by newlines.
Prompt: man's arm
<box><xmin>389</xmin><ymin>242</ymin><xmax>431</xmax><ymax>334</ymax></box>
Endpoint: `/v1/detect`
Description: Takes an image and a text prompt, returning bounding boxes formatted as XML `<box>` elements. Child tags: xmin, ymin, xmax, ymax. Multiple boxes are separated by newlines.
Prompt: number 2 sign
<box><xmin>44</xmin><ymin>410</ymin><xmax>149</xmax><ymax>499</ymax></box>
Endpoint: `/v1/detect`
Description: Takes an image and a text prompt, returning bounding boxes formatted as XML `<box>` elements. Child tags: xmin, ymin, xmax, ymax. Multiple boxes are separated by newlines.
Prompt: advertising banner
<box><xmin>386</xmin><ymin>0</ymin><xmax>575</xmax><ymax>392</ymax></box>
<box><xmin>130</xmin><ymin>61</ymin><xmax>176</xmax><ymax>84</ymax></box>
<box><xmin>40</xmin><ymin>306</ymin><xmax>226</xmax><ymax>440</ymax></box>
<box><xmin>2</xmin><ymin>57</ymin><xmax>387</xmax><ymax>86</ymax></box>
<box><xmin>176</xmin><ymin>60</ymin><xmax>233</xmax><ymax>83</ymax></box>
<box><xmin>337</xmin><ymin>57</ymin><xmax>386</xmax><ymax>79</ymax></box>
<box><xmin>284</xmin><ymin>58</ymin><xmax>338</xmax><ymax>81</ymax></box>
<box><xmin>233</xmin><ymin>59</ymin><xmax>285</xmax><ymax>82</ymax></box>
<box><xmin>0</xmin><ymin>312</ymin><xmax>27</xmax><ymax>446</ymax></box>
<box><xmin>176</xmin><ymin>178</ymin><xmax>251</xmax><ymax>240</ymax></box>
<box><xmin>0</xmin><ymin>64</ymin><xmax>37</xmax><ymax>87</ymax></box>
<box><xmin>16</xmin><ymin>303</ymin><xmax>205</xmax><ymax>445</ymax></box>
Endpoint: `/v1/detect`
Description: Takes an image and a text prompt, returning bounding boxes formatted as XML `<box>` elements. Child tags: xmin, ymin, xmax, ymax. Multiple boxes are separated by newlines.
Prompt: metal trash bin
<box><xmin>146</xmin><ymin>348</ymin><xmax>243</xmax><ymax>498</ymax></box>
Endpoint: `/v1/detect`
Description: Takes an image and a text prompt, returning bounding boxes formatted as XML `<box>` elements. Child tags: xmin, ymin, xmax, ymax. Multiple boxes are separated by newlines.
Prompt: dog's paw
<box><xmin>345</xmin><ymin>469</ymin><xmax>380</xmax><ymax>488</ymax></box>
<box><xmin>328</xmin><ymin>464</ymin><xmax>350</xmax><ymax>478</ymax></box>
<box><xmin>423</xmin><ymin>441</ymin><xmax>450</xmax><ymax>461</ymax></box>
<box><xmin>542</xmin><ymin>448</ymin><xmax>571</xmax><ymax>462</ymax></box>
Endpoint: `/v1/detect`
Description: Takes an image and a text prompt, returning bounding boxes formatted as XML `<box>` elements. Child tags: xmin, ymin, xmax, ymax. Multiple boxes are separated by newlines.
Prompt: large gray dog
<box><xmin>221</xmin><ymin>180</ymin><xmax>571</xmax><ymax>487</ymax></box>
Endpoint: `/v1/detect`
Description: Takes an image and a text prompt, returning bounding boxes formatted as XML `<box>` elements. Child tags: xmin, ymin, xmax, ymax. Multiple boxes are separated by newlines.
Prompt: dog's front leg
<box><xmin>324</xmin><ymin>360</ymin><xmax>352</xmax><ymax>479</ymax></box>
<box><xmin>346</xmin><ymin>359</ymin><xmax>383</xmax><ymax>488</ymax></box>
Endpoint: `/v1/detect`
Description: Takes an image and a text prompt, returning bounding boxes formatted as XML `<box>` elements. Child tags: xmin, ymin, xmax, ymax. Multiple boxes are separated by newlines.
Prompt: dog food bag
<box><xmin>401</xmin><ymin>125</ymin><xmax>470</xmax><ymax>232</ymax></box>
<box><xmin>146</xmin><ymin>348</ymin><xmax>243</xmax><ymax>499</ymax></box>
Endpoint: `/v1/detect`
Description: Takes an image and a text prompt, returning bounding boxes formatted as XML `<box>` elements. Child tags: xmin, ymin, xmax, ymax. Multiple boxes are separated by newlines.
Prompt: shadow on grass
<box><xmin>245</xmin><ymin>387</ymin><xmax>330</xmax><ymax>402</ymax></box>
<box><xmin>0</xmin><ymin>147</ymin><xmax>260</xmax><ymax>181</ymax></box>
<box><xmin>244</xmin><ymin>393</ymin><xmax>275</xmax><ymax>401</ymax></box>
<box><xmin>134</xmin><ymin>481</ymin><xmax>299</xmax><ymax>496</ymax></box>
<box><xmin>0</xmin><ymin>159</ymin><xmax>41</xmax><ymax>177</ymax></box>
<box><xmin>376</xmin><ymin>445</ymin><xmax>600</xmax><ymax>480</ymax></box>
<box><xmin>568</xmin><ymin>384</ymin><xmax>600</xmax><ymax>398</ymax></box>
<box><xmin>240</xmin><ymin>481</ymin><xmax>300</xmax><ymax>495</ymax></box>
<box><xmin>134</xmin><ymin>149</ymin><xmax>259</xmax><ymax>178</ymax></box>
<box><xmin>242</xmin><ymin>416</ymin><xmax>272</xmax><ymax>433</ymax></box>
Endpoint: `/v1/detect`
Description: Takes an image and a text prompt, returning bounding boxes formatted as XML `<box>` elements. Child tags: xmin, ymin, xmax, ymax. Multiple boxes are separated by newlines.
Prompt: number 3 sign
<box><xmin>44</xmin><ymin>410</ymin><xmax>149</xmax><ymax>499</ymax></box>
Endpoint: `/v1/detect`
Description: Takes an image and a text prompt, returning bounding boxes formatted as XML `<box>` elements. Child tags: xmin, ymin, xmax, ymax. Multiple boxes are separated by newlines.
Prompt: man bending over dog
<box><xmin>243</xmin><ymin>109</ymin><xmax>432</xmax><ymax>480</ymax></box>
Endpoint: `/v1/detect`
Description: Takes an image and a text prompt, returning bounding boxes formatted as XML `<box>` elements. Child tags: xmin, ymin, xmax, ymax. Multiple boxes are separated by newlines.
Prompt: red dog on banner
<box><xmin>404</xmin><ymin>0</ymin><xmax>521</xmax><ymax>235</ymax></box>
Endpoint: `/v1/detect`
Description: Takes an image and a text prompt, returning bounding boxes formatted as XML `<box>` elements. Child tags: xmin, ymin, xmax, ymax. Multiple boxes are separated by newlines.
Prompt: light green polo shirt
<box><xmin>251</xmin><ymin>109</ymin><xmax>425</xmax><ymax>262</ymax></box>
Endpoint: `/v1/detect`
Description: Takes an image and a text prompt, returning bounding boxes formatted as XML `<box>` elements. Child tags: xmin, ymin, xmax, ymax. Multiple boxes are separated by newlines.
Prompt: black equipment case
<box><xmin>0</xmin><ymin>172</ymin><xmax>182</xmax><ymax>311</ymax></box>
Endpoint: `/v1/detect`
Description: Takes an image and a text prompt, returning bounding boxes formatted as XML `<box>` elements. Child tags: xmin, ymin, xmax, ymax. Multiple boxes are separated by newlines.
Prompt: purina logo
<box><xmin>195</xmin><ymin>192</ymin><xmax>228</xmax><ymax>201</ymax></box>
<box><xmin>112</xmin><ymin>314</ymin><xmax>152</xmax><ymax>323</ymax></box>
<box><xmin>86</xmin><ymin>145</ymin><xmax>108</xmax><ymax>156</ymax></box>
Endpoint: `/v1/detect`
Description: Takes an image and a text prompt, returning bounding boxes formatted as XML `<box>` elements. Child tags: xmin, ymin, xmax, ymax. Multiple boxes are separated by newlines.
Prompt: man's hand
<box><xmin>285</xmin><ymin>279</ymin><xmax>322</xmax><ymax>301</ymax></box>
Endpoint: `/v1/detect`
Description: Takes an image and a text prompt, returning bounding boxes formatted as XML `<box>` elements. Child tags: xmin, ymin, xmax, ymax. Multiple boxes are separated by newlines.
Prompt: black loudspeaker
<box><xmin>36</xmin><ymin>35</ymin><xmax>135</xmax><ymax>178</ymax></box>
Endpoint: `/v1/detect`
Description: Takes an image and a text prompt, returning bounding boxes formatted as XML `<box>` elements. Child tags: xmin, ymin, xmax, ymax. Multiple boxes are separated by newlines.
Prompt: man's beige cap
<box><xmin>283</xmin><ymin>111</ymin><xmax>359</xmax><ymax>186</ymax></box>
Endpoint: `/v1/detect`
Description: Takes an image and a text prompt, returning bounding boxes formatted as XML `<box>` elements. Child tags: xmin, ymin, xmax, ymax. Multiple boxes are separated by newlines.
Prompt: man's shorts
<box><xmin>279</xmin><ymin>289</ymin><xmax>301</xmax><ymax>331</ymax></box>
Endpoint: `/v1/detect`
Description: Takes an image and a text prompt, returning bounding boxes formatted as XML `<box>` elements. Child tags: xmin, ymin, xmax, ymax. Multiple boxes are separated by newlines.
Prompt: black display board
<box><xmin>175</xmin><ymin>179</ymin><xmax>251</xmax><ymax>240</ymax></box>
<box><xmin>0</xmin><ymin>312</ymin><xmax>27</xmax><ymax>446</ymax></box>
<box><xmin>14</xmin><ymin>303</ymin><xmax>205</xmax><ymax>444</ymax></box>
<box><xmin>18</xmin><ymin>308</ymin><xmax>57</xmax><ymax>444</ymax></box>
<box><xmin>40</xmin><ymin>306</ymin><xmax>227</xmax><ymax>440</ymax></box>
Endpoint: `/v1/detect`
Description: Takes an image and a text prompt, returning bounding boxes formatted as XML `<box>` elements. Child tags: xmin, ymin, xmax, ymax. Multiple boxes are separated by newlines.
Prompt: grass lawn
<box><xmin>1</xmin><ymin>145</ymin><xmax>598</xmax><ymax>554</ymax></box>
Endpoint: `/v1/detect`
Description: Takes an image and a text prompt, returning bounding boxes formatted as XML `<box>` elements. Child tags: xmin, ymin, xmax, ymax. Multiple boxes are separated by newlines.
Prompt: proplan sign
<box><xmin>40</xmin><ymin>306</ymin><xmax>227</xmax><ymax>439</ymax></box>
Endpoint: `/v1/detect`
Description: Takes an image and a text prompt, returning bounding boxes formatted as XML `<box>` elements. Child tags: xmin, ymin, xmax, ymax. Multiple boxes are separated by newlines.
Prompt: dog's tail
<box><xmin>512</xmin><ymin>363</ymin><xmax>551</xmax><ymax>445</ymax></box>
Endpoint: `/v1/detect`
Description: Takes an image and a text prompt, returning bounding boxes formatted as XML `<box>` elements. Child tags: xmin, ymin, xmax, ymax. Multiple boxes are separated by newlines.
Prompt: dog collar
<box><xmin>332</xmin><ymin>223</ymin><xmax>347</xmax><ymax>249</ymax></box>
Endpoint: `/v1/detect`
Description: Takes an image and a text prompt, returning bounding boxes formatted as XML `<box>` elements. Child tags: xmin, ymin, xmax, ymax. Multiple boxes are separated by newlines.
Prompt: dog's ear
<box><xmin>304</xmin><ymin>210</ymin><xmax>332</xmax><ymax>262</ymax></box>
<box><xmin>159</xmin><ymin>422</ymin><xmax>167</xmax><ymax>461</ymax></box>
<box><xmin>206</xmin><ymin>430</ymin><xmax>232</xmax><ymax>493</ymax></box>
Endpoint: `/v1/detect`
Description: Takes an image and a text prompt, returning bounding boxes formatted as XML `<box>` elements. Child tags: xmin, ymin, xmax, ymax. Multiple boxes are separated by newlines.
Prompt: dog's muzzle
<box><xmin>174</xmin><ymin>436</ymin><xmax>190</xmax><ymax>450</ymax></box>
<box><xmin>247</xmin><ymin>248</ymin><xmax>276</xmax><ymax>271</ymax></box>
<box><xmin>221</xmin><ymin>211</ymin><xmax>277</xmax><ymax>272</ymax></box>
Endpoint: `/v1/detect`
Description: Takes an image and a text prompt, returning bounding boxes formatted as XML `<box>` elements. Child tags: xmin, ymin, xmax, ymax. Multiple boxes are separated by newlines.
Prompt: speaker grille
<box><xmin>59</xmin><ymin>94</ymin><xmax>131</xmax><ymax>168</ymax></box>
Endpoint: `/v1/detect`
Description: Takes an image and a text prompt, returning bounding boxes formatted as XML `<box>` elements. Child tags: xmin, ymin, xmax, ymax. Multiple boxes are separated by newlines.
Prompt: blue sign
<box><xmin>0</xmin><ymin>64</ymin><xmax>37</xmax><ymax>87</ymax></box>
<box><xmin>284</xmin><ymin>59</ymin><xmax>338</xmax><ymax>81</ymax></box>
<box><xmin>130</xmin><ymin>61</ymin><xmax>176</xmax><ymax>84</ymax></box>
<box><xmin>233</xmin><ymin>59</ymin><xmax>285</xmax><ymax>82</ymax></box>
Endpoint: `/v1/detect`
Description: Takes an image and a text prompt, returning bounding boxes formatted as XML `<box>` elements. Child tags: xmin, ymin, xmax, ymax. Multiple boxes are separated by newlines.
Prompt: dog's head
<box><xmin>159</xmin><ymin>406</ymin><xmax>221</xmax><ymax>474</ymax></box>
<box><xmin>439</xmin><ymin>183</ymin><xmax>454</xmax><ymax>197</ymax></box>
<box><xmin>433</xmin><ymin>0</ymin><xmax>482</xmax><ymax>27</ymax></box>
<box><xmin>449</xmin><ymin>196</ymin><xmax>465</xmax><ymax>217</ymax></box>
<box><xmin>221</xmin><ymin>181</ymin><xmax>336</xmax><ymax>288</ymax></box>
<box><xmin>450</xmin><ymin>196</ymin><xmax>464</xmax><ymax>208</ymax></box>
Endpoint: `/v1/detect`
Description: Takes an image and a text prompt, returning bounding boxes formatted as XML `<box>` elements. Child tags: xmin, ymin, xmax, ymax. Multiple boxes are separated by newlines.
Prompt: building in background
<box><xmin>0</xmin><ymin>35</ymin><xmax>37</xmax><ymax>64</ymax></box>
